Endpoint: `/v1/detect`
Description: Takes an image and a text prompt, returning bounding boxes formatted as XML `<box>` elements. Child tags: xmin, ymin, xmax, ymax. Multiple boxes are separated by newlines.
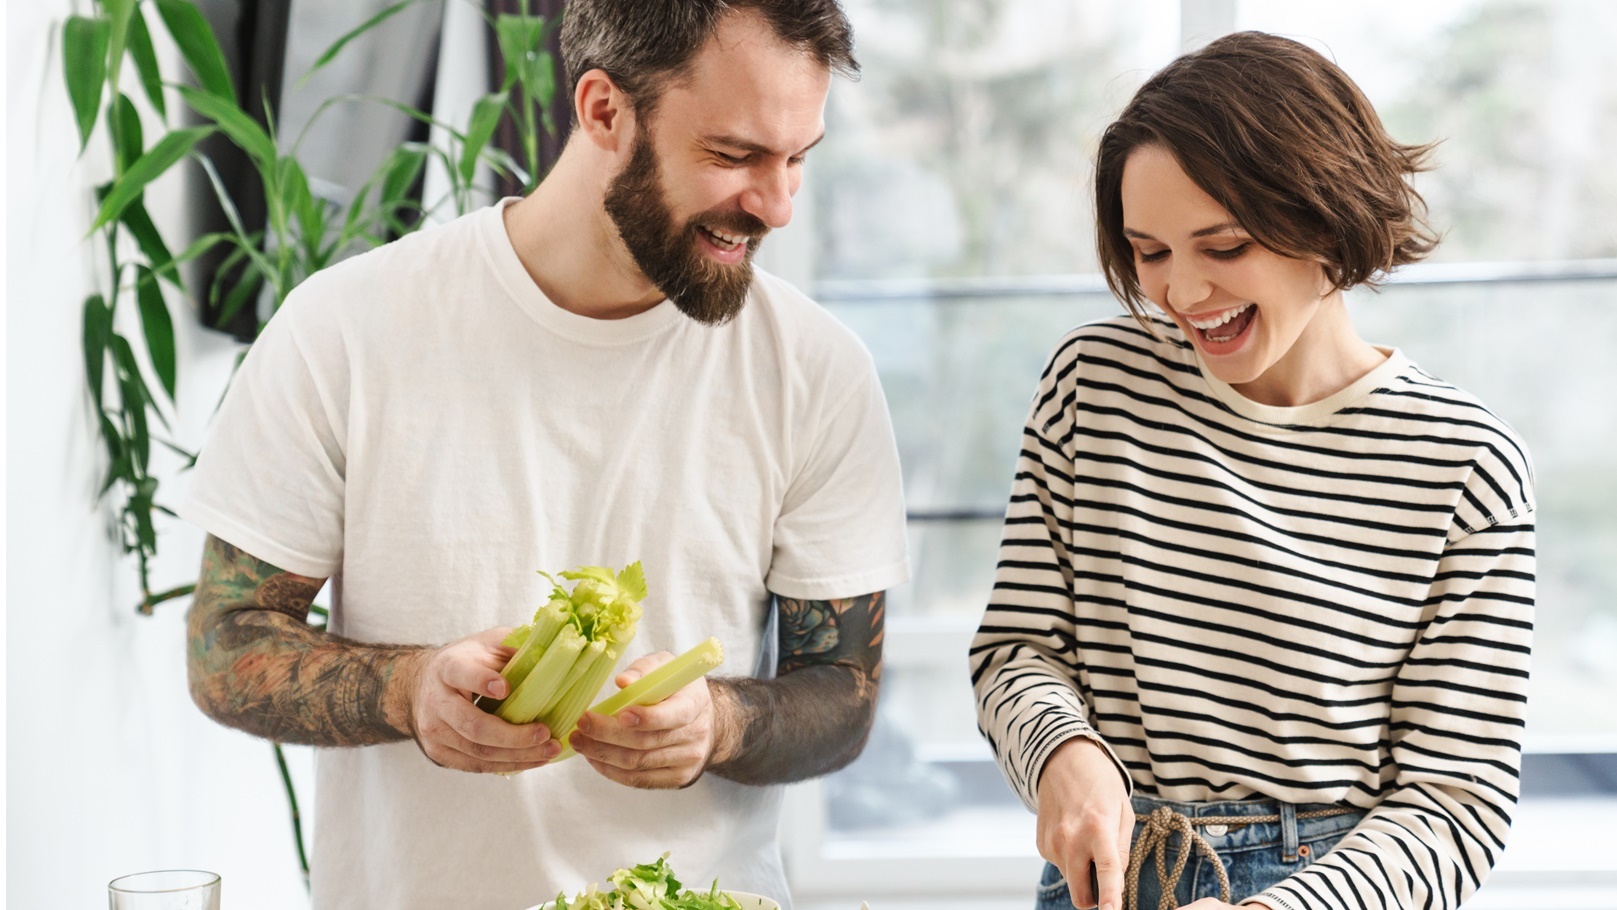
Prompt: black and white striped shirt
<box><xmin>970</xmin><ymin>316</ymin><xmax>1535</xmax><ymax>910</ymax></box>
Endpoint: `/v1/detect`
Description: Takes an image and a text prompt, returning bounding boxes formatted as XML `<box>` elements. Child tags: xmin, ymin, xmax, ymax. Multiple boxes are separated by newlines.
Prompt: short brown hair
<box><xmin>1095</xmin><ymin>31</ymin><xmax>1439</xmax><ymax>321</ymax></box>
<box><xmin>560</xmin><ymin>0</ymin><xmax>859</xmax><ymax>124</ymax></box>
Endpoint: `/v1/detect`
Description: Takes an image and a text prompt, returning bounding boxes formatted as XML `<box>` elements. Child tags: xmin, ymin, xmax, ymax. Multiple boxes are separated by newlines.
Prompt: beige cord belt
<box><xmin>1125</xmin><ymin>804</ymin><xmax>1360</xmax><ymax>910</ymax></box>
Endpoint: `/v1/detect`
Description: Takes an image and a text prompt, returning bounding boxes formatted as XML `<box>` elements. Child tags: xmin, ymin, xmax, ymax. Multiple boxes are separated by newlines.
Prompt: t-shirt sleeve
<box><xmin>176</xmin><ymin>294</ymin><xmax>348</xmax><ymax>578</ymax></box>
<box><xmin>765</xmin><ymin>352</ymin><xmax>909</xmax><ymax>601</ymax></box>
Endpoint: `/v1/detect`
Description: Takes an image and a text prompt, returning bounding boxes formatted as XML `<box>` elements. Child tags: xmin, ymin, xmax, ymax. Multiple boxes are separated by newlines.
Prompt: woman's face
<box><xmin>1120</xmin><ymin>145</ymin><xmax>1336</xmax><ymax>391</ymax></box>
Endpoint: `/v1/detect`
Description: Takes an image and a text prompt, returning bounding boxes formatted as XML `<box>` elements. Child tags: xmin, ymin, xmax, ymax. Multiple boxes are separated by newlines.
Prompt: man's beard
<box><xmin>603</xmin><ymin>128</ymin><xmax>768</xmax><ymax>327</ymax></box>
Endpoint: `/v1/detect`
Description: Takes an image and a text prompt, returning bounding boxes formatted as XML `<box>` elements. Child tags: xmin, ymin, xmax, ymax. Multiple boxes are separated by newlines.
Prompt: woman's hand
<box><xmin>1036</xmin><ymin>736</ymin><xmax>1134</xmax><ymax>910</ymax></box>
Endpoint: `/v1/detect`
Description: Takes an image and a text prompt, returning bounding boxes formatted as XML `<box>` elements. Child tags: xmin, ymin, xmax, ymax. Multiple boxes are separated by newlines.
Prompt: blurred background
<box><xmin>8</xmin><ymin>0</ymin><xmax>1615</xmax><ymax>908</ymax></box>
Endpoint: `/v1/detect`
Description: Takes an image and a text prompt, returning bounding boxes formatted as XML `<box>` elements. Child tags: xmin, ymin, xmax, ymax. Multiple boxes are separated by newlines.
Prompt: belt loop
<box><xmin>1280</xmin><ymin>802</ymin><xmax>1299</xmax><ymax>862</ymax></box>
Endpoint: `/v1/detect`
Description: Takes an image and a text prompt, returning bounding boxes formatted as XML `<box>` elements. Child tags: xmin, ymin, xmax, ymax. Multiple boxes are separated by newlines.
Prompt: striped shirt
<box><xmin>970</xmin><ymin>316</ymin><xmax>1535</xmax><ymax>910</ymax></box>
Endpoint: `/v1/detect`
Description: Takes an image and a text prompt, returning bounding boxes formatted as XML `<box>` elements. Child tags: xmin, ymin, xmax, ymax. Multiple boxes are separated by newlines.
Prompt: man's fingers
<box><xmin>438</xmin><ymin>654</ymin><xmax>510</xmax><ymax>699</ymax></box>
<box><xmin>614</xmin><ymin>650</ymin><xmax>673</xmax><ymax>690</ymax></box>
<box><xmin>416</xmin><ymin>714</ymin><xmax>560</xmax><ymax>768</ymax></box>
<box><xmin>439</xmin><ymin>695</ymin><xmax>551</xmax><ymax>750</ymax></box>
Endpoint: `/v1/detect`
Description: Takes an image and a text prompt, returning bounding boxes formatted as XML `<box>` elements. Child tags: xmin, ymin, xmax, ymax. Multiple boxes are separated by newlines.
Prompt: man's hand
<box><xmin>567</xmin><ymin>651</ymin><xmax>718</xmax><ymax>789</ymax></box>
<box><xmin>404</xmin><ymin>627</ymin><xmax>563</xmax><ymax>774</ymax></box>
<box><xmin>1036</xmin><ymin>736</ymin><xmax>1134</xmax><ymax>910</ymax></box>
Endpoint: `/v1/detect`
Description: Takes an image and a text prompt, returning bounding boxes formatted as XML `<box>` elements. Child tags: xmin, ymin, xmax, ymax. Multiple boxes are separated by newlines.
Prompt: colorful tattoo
<box><xmin>187</xmin><ymin>535</ymin><xmax>425</xmax><ymax>746</ymax></box>
<box><xmin>708</xmin><ymin>591</ymin><xmax>885</xmax><ymax>785</ymax></box>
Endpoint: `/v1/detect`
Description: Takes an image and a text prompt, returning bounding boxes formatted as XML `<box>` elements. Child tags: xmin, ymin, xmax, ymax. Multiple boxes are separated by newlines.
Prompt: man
<box><xmin>179</xmin><ymin>3</ymin><xmax>908</xmax><ymax>908</ymax></box>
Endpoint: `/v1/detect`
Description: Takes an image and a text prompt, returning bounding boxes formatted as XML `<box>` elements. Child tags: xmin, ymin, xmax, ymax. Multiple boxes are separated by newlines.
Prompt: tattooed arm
<box><xmin>706</xmin><ymin>592</ymin><xmax>884</xmax><ymax>785</ymax></box>
<box><xmin>187</xmin><ymin>534</ymin><xmax>560</xmax><ymax>771</ymax></box>
<box><xmin>568</xmin><ymin>591</ymin><xmax>885</xmax><ymax>788</ymax></box>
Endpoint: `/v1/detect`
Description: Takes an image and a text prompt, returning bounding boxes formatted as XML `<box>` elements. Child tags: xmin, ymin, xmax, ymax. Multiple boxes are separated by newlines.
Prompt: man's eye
<box><xmin>716</xmin><ymin>152</ymin><xmax>747</xmax><ymax>165</ymax></box>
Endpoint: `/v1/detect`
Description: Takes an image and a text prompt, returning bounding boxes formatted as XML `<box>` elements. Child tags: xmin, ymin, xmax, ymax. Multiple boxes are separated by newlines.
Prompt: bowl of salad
<box><xmin>529</xmin><ymin>855</ymin><xmax>780</xmax><ymax>910</ymax></box>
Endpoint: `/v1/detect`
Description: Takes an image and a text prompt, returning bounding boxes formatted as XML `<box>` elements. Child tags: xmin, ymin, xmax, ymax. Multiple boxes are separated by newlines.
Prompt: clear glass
<box><xmin>108</xmin><ymin>870</ymin><xmax>221</xmax><ymax>910</ymax></box>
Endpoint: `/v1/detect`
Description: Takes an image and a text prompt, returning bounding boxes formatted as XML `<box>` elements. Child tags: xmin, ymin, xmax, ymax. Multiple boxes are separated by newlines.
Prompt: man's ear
<box><xmin>574</xmin><ymin>68</ymin><xmax>633</xmax><ymax>153</ymax></box>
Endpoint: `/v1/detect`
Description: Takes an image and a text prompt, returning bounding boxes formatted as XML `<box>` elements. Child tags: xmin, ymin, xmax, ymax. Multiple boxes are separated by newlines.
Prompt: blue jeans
<box><xmin>1035</xmin><ymin>795</ymin><xmax>1366</xmax><ymax>910</ymax></box>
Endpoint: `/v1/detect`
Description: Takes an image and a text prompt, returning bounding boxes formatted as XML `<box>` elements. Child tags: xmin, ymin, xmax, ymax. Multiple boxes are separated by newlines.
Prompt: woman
<box><xmin>971</xmin><ymin>31</ymin><xmax>1534</xmax><ymax>910</ymax></box>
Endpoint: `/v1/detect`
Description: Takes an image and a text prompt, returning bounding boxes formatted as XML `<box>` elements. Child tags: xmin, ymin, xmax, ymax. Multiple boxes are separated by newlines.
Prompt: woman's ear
<box><xmin>574</xmin><ymin>68</ymin><xmax>633</xmax><ymax>154</ymax></box>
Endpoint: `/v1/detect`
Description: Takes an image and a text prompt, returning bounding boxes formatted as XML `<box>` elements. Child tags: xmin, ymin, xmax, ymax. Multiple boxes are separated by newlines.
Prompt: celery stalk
<box><xmin>498</xmin><ymin>624</ymin><xmax>587</xmax><ymax>723</ymax></box>
<box><xmin>551</xmin><ymin>637</ymin><xmax>724</xmax><ymax>762</ymax></box>
<box><xmin>541</xmin><ymin>641</ymin><xmax>623</xmax><ymax>743</ymax></box>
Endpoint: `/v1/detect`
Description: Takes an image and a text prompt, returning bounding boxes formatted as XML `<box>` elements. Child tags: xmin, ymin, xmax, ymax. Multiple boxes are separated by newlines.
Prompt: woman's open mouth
<box><xmin>1186</xmin><ymin>302</ymin><xmax>1256</xmax><ymax>352</ymax></box>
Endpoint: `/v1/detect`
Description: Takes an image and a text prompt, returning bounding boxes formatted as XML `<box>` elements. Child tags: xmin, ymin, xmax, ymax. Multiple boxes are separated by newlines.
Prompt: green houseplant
<box><xmin>63</xmin><ymin>0</ymin><xmax>562</xmax><ymax>881</ymax></box>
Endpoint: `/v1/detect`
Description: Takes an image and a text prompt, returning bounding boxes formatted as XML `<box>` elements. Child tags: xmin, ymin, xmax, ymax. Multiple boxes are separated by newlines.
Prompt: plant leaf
<box><xmin>495</xmin><ymin>14</ymin><xmax>545</xmax><ymax>92</ymax></box>
<box><xmin>83</xmin><ymin>294</ymin><xmax>114</xmax><ymax>410</ymax></box>
<box><xmin>176</xmin><ymin>84</ymin><xmax>276</xmax><ymax>167</ymax></box>
<box><xmin>91</xmin><ymin>125</ymin><xmax>215</xmax><ymax>232</ymax></box>
<box><xmin>126</xmin><ymin>8</ymin><xmax>167</xmax><ymax>118</ymax></box>
<box><xmin>273</xmin><ymin>155</ymin><xmax>321</xmax><ymax>247</ymax></box>
<box><xmin>120</xmin><ymin>196</ymin><xmax>178</xmax><ymax>289</ymax></box>
<box><xmin>521</xmin><ymin>50</ymin><xmax>557</xmax><ymax>110</ymax></box>
<box><xmin>378</xmin><ymin>142</ymin><xmax>430</xmax><ymax>213</ymax></box>
<box><xmin>103</xmin><ymin>0</ymin><xmax>138</xmax><ymax>93</ymax></box>
<box><xmin>300</xmin><ymin>0</ymin><xmax>431</xmax><ymax>87</ymax></box>
<box><xmin>459</xmin><ymin>92</ymin><xmax>507</xmax><ymax>184</ymax></box>
<box><xmin>64</xmin><ymin>15</ymin><xmax>112</xmax><ymax>153</ymax></box>
<box><xmin>109</xmin><ymin>92</ymin><xmax>144</xmax><ymax>173</ymax></box>
<box><xmin>135</xmin><ymin>266</ymin><xmax>178</xmax><ymax>401</ymax></box>
<box><xmin>154</xmin><ymin>0</ymin><xmax>236</xmax><ymax>102</ymax></box>
<box><xmin>113</xmin><ymin>333</ymin><xmax>169</xmax><ymax>435</ymax></box>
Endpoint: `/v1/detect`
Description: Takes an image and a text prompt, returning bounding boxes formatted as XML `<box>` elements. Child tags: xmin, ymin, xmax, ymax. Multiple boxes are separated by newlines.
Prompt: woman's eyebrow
<box><xmin>1123</xmin><ymin>221</ymin><xmax>1244</xmax><ymax>241</ymax></box>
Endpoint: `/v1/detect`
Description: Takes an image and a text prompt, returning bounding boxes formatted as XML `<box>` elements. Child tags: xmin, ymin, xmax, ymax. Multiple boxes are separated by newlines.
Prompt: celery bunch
<box><xmin>488</xmin><ymin>563</ymin><xmax>648</xmax><ymax>738</ymax></box>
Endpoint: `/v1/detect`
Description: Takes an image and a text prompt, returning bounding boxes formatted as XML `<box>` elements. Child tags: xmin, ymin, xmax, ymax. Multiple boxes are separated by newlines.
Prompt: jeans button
<box><xmin>1203</xmin><ymin>824</ymin><xmax>1228</xmax><ymax>836</ymax></box>
<box><xmin>1298</xmin><ymin>844</ymin><xmax>1311</xmax><ymax>858</ymax></box>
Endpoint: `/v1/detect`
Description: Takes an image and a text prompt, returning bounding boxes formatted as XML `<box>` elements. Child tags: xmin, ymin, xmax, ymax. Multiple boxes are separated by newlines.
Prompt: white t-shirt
<box><xmin>179</xmin><ymin>201</ymin><xmax>910</xmax><ymax>910</ymax></box>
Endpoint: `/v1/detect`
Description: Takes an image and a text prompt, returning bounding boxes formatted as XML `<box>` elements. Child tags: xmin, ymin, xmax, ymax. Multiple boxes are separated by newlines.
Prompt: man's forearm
<box><xmin>705</xmin><ymin>592</ymin><xmax>884</xmax><ymax>785</ymax></box>
<box><xmin>187</xmin><ymin>535</ymin><xmax>428</xmax><ymax>747</ymax></box>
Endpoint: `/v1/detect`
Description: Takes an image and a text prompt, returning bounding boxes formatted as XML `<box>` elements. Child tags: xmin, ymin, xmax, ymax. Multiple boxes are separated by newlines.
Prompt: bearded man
<box><xmin>178</xmin><ymin>3</ymin><xmax>908</xmax><ymax>908</ymax></box>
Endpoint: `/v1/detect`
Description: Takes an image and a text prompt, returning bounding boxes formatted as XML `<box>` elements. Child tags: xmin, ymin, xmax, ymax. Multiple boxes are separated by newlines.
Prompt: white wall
<box><xmin>7</xmin><ymin>4</ymin><xmax>311</xmax><ymax>907</ymax></box>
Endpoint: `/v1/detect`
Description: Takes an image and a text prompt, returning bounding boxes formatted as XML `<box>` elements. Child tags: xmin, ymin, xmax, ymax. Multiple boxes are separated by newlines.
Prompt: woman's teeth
<box><xmin>1187</xmin><ymin>303</ymin><xmax>1252</xmax><ymax>331</ymax></box>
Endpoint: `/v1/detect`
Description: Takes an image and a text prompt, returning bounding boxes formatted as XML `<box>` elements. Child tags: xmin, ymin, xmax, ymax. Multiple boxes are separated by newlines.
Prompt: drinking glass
<box><xmin>108</xmin><ymin>870</ymin><xmax>221</xmax><ymax>910</ymax></box>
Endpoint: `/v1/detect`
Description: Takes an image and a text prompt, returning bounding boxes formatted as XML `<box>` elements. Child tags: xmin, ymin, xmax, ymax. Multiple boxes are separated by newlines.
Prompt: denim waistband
<box><xmin>1129</xmin><ymin>794</ymin><xmax>1365</xmax><ymax>860</ymax></box>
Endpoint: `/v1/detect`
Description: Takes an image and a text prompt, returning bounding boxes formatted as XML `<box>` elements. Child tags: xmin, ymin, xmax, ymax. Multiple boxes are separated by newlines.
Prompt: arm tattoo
<box><xmin>706</xmin><ymin>591</ymin><xmax>884</xmax><ymax>786</ymax></box>
<box><xmin>187</xmin><ymin>534</ymin><xmax>427</xmax><ymax>746</ymax></box>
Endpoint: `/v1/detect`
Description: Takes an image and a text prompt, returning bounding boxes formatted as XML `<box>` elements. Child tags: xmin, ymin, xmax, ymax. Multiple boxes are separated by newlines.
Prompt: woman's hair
<box><xmin>1094</xmin><ymin>31</ymin><xmax>1439</xmax><ymax>321</ymax></box>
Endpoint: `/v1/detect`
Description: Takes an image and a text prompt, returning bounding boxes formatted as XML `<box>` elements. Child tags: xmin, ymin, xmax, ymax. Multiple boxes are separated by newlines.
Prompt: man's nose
<box><xmin>740</xmin><ymin>164</ymin><xmax>795</xmax><ymax>230</ymax></box>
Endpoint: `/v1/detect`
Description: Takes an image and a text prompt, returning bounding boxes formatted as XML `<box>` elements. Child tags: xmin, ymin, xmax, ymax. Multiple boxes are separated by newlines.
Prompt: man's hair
<box><xmin>1094</xmin><ymin>31</ymin><xmax>1440</xmax><ymax>322</ymax></box>
<box><xmin>560</xmin><ymin>0</ymin><xmax>859</xmax><ymax>123</ymax></box>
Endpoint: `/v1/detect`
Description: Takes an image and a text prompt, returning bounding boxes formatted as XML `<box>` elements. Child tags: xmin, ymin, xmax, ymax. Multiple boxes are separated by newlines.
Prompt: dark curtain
<box><xmin>189</xmin><ymin>0</ymin><xmax>292</xmax><ymax>341</ymax></box>
<box><xmin>485</xmin><ymin>0</ymin><xmax>573</xmax><ymax>199</ymax></box>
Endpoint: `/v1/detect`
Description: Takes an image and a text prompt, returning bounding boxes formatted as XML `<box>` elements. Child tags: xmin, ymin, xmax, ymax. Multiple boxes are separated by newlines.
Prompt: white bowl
<box><xmin>529</xmin><ymin>891</ymin><xmax>780</xmax><ymax>910</ymax></box>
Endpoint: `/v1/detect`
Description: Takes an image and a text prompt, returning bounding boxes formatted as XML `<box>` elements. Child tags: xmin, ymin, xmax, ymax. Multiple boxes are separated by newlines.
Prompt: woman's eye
<box><xmin>1137</xmin><ymin>249</ymin><xmax>1168</xmax><ymax>263</ymax></box>
<box><xmin>1206</xmin><ymin>243</ymin><xmax>1251</xmax><ymax>260</ymax></box>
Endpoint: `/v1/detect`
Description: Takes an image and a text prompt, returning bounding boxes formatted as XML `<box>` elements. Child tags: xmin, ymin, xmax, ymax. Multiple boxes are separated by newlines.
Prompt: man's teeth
<box><xmin>1187</xmin><ymin>303</ymin><xmax>1252</xmax><ymax>331</ymax></box>
<box><xmin>703</xmin><ymin>226</ymin><xmax>747</xmax><ymax>249</ymax></box>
